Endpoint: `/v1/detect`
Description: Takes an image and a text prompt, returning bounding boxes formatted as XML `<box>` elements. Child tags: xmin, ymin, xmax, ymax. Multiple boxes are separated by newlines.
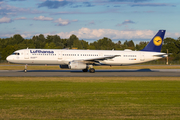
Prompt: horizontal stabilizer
<box><xmin>153</xmin><ymin>53</ymin><xmax>167</xmax><ymax>58</ymax></box>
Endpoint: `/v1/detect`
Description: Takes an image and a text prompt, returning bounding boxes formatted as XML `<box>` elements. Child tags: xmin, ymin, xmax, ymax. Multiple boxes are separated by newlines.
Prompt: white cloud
<box><xmin>43</xmin><ymin>28</ymin><xmax>180</xmax><ymax>42</ymax></box>
<box><xmin>56</xmin><ymin>28</ymin><xmax>155</xmax><ymax>40</ymax></box>
<box><xmin>0</xmin><ymin>32</ymin><xmax>35</xmax><ymax>38</ymax></box>
<box><xmin>0</xmin><ymin>17</ymin><xmax>12</xmax><ymax>23</ymax></box>
<box><xmin>53</xmin><ymin>18</ymin><xmax>78</xmax><ymax>26</ymax></box>
<box><xmin>14</xmin><ymin>17</ymin><xmax>27</xmax><ymax>20</ymax></box>
<box><xmin>166</xmin><ymin>32</ymin><xmax>180</xmax><ymax>38</ymax></box>
<box><xmin>21</xmin><ymin>33</ymin><xmax>34</xmax><ymax>38</ymax></box>
<box><xmin>54</xmin><ymin>18</ymin><xmax>70</xmax><ymax>26</ymax></box>
<box><xmin>33</xmin><ymin>16</ymin><xmax>53</xmax><ymax>21</ymax></box>
<box><xmin>0</xmin><ymin>2</ymin><xmax>43</xmax><ymax>16</ymax></box>
<box><xmin>1</xmin><ymin>28</ymin><xmax>179</xmax><ymax>41</ymax></box>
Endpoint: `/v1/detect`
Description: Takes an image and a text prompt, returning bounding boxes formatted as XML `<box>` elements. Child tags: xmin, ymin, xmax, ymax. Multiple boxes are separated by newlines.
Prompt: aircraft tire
<box><xmin>89</xmin><ymin>68</ymin><xmax>95</xmax><ymax>73</ymax></box>
<box><xmin>24</xmin><ymin>69</ymin><xmax>27</xmax><ymax>73</ymax></box>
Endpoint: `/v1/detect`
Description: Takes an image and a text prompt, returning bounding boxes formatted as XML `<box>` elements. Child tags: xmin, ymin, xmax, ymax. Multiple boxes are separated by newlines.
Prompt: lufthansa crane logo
<box><xmin>153</xmin><ymin>36</ymin><xmax>162</xmax><ymax>46</ymax></box>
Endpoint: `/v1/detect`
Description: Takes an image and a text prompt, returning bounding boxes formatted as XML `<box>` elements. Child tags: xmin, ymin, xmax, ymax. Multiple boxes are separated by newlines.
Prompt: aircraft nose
<box><xmin>6</xmin><ymin>55</ymin><xmax>12</xmax><ymax>62</ymax></box>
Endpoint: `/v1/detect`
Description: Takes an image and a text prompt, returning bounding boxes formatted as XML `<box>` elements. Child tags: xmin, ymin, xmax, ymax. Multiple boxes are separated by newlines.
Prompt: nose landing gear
<box><xmin>24</xmin><ymin>64</ymin><xmax>28</xmax><ymax>73</ymax></box>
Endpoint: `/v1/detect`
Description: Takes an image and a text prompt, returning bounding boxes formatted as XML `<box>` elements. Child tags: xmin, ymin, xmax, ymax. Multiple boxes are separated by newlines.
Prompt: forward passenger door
<box><xmin>24</xmin><ymin>50</ymin><xmax>29</xmax><ymax>59</ymax></box>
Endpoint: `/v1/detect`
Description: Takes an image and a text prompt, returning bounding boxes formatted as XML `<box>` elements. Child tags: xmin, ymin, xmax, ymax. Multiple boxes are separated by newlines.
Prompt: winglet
<box><xmin>141</xmin><ymin>30</ymin><xmax>166</xmax><ymax>52</ymax></box>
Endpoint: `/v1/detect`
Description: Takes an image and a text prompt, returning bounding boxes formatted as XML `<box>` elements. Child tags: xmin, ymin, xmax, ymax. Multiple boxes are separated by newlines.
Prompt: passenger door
<box><xmin>140</xmin><ymin>52</ymin><xmax>145</xmax><ymax>61</ymax></box>
<box><xmin>24</xmin><ymin>50</ymin><xmax>29</xmax><ymax>59</ymax></box>
<box><xmin>58</xmin><ymin>51</ymin><xmax>62</xmax><ymax>60</ymax></box>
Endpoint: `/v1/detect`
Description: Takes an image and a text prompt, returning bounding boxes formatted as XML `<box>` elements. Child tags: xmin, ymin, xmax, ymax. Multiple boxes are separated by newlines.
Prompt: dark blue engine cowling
<box><xmin>59</xmin><ymin>65</ymin><xmax>69</xmax><ymax>69</ymax></box>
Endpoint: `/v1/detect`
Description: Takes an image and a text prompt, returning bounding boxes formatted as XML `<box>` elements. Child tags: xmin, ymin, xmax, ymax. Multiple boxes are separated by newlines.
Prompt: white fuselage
<box><xmin>6</xmin><ymin>49</ymin><xmax>166</xmax><ymax>66</ymax></box>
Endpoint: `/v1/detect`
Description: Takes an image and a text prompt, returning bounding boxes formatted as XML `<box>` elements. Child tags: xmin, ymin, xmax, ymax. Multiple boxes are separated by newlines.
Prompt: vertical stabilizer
<box><xmin>141</xmin><ymin>30</ymin><xmax>166</xmax><ymax>52</ymax></box>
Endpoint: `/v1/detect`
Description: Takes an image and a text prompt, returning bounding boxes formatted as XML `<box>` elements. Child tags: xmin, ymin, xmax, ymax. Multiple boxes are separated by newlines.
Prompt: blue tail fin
<box><xmin>141</xmin><ymin>30</ymin><xmax>166</xmax><ymax>52</ymax></box>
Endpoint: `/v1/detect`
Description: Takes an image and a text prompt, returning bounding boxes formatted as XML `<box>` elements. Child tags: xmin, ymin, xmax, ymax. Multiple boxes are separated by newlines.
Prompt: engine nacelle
<box><xmin>69</xmin><ymin>61</ymin><xmax>87</xmax><ymax>70</ymax></box>
<box><xmin>59</xmin><ymin>65</ymin><xmax>69</xmax><ymax>69</ymax></box>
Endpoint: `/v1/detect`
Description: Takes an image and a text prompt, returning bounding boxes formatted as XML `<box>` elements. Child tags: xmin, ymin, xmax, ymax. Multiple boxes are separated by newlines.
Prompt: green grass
<box><xmin>0</xmin><ymin>77</ymin><xmax>180</xmax><ymax>119</ymax></box>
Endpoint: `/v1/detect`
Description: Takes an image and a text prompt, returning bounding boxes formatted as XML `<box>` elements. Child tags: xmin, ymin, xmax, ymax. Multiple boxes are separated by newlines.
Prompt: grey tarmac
<box><xmin>0</xmin><ymin>69</ymin><xmax>180</xmax><ymax>77</ymax></box>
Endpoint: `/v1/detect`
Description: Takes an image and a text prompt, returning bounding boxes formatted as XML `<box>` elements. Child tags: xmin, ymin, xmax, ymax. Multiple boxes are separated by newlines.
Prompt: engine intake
<box><xmin>59</xmin><ymin>65</ymin><xmax>69</xmax><ymax>69</ymax></box>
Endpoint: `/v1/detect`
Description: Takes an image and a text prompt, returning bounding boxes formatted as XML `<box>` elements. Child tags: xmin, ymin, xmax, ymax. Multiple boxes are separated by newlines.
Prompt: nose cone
<box><xmin>6</xmin><ymin>56</ymin><xmax>10</xmax><ymax>61</ymax></box>
<box><xmin>6</xmin><ymin>55</ymin><xmax>12</xmax><ymax>62</ymax></box>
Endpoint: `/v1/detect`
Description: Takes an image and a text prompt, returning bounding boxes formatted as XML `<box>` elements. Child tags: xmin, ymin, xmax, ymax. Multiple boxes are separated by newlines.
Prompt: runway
<box><xmin>0</xmin><ymin>69</ymin><xmax>180</xmax><ymax>77</ymax></box>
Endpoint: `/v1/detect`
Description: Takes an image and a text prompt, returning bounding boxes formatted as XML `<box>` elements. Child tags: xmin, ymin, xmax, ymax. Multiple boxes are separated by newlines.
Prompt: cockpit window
<box><xmin>12</xmin><ymin>52</ymin><xmax>20</xmax><ymax>55</ymax></box>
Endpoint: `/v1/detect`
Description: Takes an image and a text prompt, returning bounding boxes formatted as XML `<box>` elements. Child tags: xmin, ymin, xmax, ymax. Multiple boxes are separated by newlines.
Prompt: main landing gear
<box><xmin>89</xmin><ymin>68</ymin><xmax>95</xmax><ymax>73</ymax></box>
<box><xmin>82</xmin><ymin>65</ymin><xmax>95</xmax><ymax>73</ymax></box>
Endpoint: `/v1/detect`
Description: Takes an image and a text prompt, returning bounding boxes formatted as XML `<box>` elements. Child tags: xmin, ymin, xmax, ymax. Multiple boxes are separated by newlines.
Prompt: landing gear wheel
<box><xmin>24</xmin><ymin>64</ymin><xmax>28</xmax><ymax>73</ymax></box>
<box><xmin>82</xmin><ymin>69</ymin><xmax>88</xmax><ymax>72</ymax></box>
<box><xmin>89</xmin><ymin>68</ymin><xmax>95</xmax><ymax>73</ymax></box>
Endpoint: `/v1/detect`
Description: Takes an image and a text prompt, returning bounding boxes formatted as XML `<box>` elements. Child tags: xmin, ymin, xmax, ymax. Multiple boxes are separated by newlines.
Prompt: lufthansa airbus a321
<box><xmin>6</xmin><ymin>30</ymin><xmax>167</xmax><ymax>73</ymax></box>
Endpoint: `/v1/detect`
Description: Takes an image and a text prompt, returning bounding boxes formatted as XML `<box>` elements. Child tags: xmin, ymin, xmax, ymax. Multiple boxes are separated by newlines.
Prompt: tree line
<box><xmin>0</xmin><ymin>34</ymin><xmax>180</xmax><ymax>61</ymax></box>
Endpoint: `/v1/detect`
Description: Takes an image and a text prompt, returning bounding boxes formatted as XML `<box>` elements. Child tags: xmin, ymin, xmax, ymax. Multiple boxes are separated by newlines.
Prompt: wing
<box><xmin>73</xmin><ymin>55</ymin><xmax>120</xmax><ymax>64</ymax></box>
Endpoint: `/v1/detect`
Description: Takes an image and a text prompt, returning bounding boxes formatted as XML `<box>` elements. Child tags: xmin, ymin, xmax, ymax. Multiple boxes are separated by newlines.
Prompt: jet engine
<box><xmin>68</xmin><ymin>61</ymin><xmax>87</xmax><ymax>70</ymax></box>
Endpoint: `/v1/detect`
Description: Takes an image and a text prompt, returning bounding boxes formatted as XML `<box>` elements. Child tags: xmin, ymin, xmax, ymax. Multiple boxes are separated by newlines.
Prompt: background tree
<box><xmin>161</xmin><ymin>37</ymin><xmax>179</xmax><ymax>61</ymax></box>
<box><xmin>32</xmin><ymin>34</ymin><xmax>46</xmax><ymax>48</ymax></box>
<box><xmin>11</xmin><ymin>34</ymin><xmax>24</xmax><ymax>45</ymax></box>
<box><xmin>123</xmin><ymin>40</ymin><xmax>135</xmax><ymax>50</ymax></box>
<box><xmin>67</xmin><ymin>34</ymin><xmax>78</xmax><ymax>48</ymax></box>
<box><xmin>90</xmin><ymin>37</ymin><xmax>115</xmax><ymax>50</ymax></box>
<box><xmin>1</xmin><ymin>45</ymin><xmax>16</xmax><ymax>60</ymax></box>
<box><xmin>81</xmin><ymin>40</ymin><xmax>89</xmax><ymax>49</ymax></box>
<box><xmin>46</xmin><ymin>35</ymin><xmax>64</xmax><ymax>49</ymax></box>
<box><xmin>135</xmin><ymin>42</ymin><xmax>148</xmax><ymax>50</ymax></box>
<box><xmin>114</xmin><ymin>41</ymin><xmax>123</xmax><ymax>50</ymax></box>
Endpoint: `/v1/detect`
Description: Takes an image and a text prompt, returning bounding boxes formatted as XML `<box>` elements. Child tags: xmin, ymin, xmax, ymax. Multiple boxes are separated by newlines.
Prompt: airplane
<box><xmin>6</xmin><ymin>30</ymin><xmax>167</xmax><ymax>73</ymax></box>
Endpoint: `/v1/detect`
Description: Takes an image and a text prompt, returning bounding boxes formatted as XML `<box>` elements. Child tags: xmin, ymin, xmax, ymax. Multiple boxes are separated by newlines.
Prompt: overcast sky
<box><xmin>0</xmin><ymin>0</ymin><xmax>179</xmax><ymax>42</ymax></box>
